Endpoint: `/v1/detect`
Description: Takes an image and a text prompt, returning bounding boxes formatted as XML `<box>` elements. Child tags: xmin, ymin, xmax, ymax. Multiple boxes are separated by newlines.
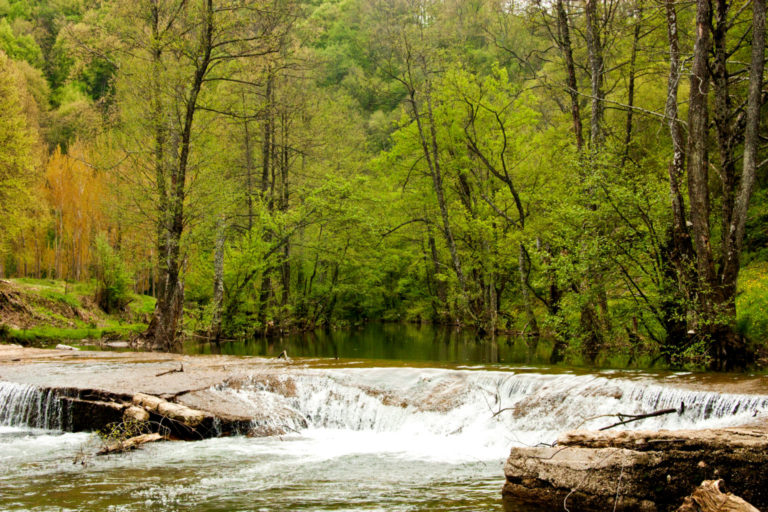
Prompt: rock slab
<box><xmin>502</xmin><ymin>427</ymin><xmax>768</xmax><ymax>512</ymax></box>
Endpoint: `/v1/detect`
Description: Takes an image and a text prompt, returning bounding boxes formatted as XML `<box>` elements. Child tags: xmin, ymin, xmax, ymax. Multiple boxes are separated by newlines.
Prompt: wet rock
<box><xmin>503</xmin><ymin>427</ymin><xmax>768</xmax><ymax>512</ymax></box>
<box><xmin>61</xmin><ymin>397</ymin><xmax>125</xmax><ymax>432</ymax></box>
<box><xmin>55</xmin><ymin>344</ymin><xmax>79</xmax><ymax>351</ymax></box>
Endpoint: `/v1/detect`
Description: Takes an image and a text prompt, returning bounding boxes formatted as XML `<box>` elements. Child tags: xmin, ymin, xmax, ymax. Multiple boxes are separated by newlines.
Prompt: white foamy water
<box><xmin>1</xmin><ymin>367</ymin><xmax>767</xmax><ymax>511</ymax></box>
<box><xmin>210</xmin><ymin>368</ymin><xmax>768</xmax><ymax>451</ymax></box>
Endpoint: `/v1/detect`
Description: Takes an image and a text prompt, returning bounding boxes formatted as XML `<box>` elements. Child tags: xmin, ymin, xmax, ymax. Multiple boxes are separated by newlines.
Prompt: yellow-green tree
<box><xmin>0</xmin><ymin>50</ymin><xmax>37</xmax><ymax>266</ymax></box>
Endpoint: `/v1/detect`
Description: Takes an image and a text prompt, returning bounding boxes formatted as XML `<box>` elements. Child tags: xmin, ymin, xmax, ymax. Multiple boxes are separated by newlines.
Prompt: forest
<box><xmin>0</xmin><ymin>0</ymin><xmax>766</xmax><ymax>370</ymax></box>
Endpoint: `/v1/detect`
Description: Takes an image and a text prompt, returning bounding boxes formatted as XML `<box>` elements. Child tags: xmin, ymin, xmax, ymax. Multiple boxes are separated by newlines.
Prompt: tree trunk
<box><xmin>715</xmin><ymin>0</ymin><xmax>765</xmax><ymax>369</ymax></box>
<box><xmin>712</xmin><ymin>0</ymin><xmax>737</xmax><ymax>266</ymax></box>
<box><xmin>584</xmin><ymin>0</ymin><xmax>605</xmax><ymax>148</ymax></box>
<box><xmin>555</xmin><ymin>0</ymin><xmax>584</xmax><ymax>151</ymax></box>
<box><xmin>145</xmin><ymin>0</ymin><xmax>214</xmax><ymax>352</ymax></box>
<box><xmin>209</xmin><ymin>215</ymin><xmax>226</xmax><ymax>343</ymax></box>
<box><xmin>621</xmin><ymin>1</ymin><xmax>641</xmax><ymax>166</ymax></box>
<box><xmin>519</xmin><ymin>243</ymin><xmax>540</xmax><ymax>346</ymax></box>
<box><xmin>686</xmin><ymin>0</ymin><xmax>715</xmax><ymax>297</ymax></box>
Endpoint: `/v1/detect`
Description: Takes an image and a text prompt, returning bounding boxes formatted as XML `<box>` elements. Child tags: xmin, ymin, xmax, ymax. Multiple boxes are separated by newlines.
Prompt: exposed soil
<box><xmin>0</xmin><ymin>280</ymin><xmax>100</xmax><ymax>329</ymax></box>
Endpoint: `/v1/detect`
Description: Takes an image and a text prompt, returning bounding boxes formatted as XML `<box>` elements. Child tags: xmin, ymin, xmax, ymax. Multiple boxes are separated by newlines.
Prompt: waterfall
<box><xmin>217</xmin><ymin>368</ymin><xmax>768</xmax><ymax>445</ymax></box>
<box><xmin>0</xmin><ymin>381</ymin><xmax>65</xmax><ymax>430</ymax></box>
<box><xmin>2</xmin><ymin>369</ymin><xmax>766</xmax><ymax>443</ymax></box>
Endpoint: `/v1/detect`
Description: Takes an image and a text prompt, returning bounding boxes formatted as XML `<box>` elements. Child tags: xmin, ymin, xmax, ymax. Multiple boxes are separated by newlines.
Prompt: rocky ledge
<box><xmin>0</xmin><ymin>344</ymin><xmax>303</xmax><ymax>440</ymax></box>
<box><xmin>503</xmin><ymin>426</ymin><xmax>768</xmax><ymax>511</ymax></box>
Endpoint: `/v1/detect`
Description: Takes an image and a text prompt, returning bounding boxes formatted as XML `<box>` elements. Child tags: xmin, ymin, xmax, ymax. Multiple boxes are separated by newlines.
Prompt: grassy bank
<box><xmin>0</xmin><ymin>278</ymin><xmax>154</xmax><ymax>346</ymax></box>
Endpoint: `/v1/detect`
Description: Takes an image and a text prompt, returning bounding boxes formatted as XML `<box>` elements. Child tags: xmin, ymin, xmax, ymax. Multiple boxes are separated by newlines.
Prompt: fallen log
<box><xmin>676</xmin><ymin>480</ymin><xmax>759</xmax><ymax>512</ymax></box>
<box><xmin>132</xmin><ymin>393</ymin><xmax>207</xmax><ymax>427</ymax></box>
<box><xmin>123</xmin><ymin>405</ymin><xmax>150</xmax><ymax>422</ymax></box>
<box><xmin>97</xmin><ymin>433</ymin><xmax>166</xmax><ymax>455</ymax></box>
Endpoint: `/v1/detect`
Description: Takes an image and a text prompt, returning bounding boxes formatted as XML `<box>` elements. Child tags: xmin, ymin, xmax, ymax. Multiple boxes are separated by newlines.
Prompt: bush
<box><xmin>93</xmin><ymin>234</ymin><xmax>132</xmax><ymax>314</ymax></box>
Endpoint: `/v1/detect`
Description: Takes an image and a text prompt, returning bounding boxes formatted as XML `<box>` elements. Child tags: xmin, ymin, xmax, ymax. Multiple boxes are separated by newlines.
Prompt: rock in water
<box><xmin>55</xmin><ymin>344</ymin><xmax>78</xmax><ymax>351</ymax></box>
<box><xmin>502</xmin><ymin>427</ymin><xmax>768</xmax><ymax>511</ymax></box>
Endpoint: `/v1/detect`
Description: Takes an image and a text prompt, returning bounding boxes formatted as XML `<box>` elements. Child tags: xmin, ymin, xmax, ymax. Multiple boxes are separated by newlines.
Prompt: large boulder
<box><xmin>503</xmin><ymin>427</ymin><xmax>768</xmax><ymax>511</ymax></box>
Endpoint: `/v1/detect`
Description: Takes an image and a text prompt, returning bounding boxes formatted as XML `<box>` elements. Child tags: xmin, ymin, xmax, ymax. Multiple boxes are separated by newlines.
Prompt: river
<box><xmin>1</xmin><ymin>326</ymin><xmax>767</xmax><ymax>511</ymax></box>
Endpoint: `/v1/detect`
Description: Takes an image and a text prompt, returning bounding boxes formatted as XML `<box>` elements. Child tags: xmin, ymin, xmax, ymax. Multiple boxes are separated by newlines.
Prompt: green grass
<box><xmin>4</xmin><ymin>324</ymin><xmax>146</xmax><ymax>345</ymax></box>
<box><xmin>2</xmin><ymin>278</ymin><xmax>155</xmax><ymax>345</ymax></box>
<box><xmin>737</xmin><ymin>261</ymin><xmax>768</xmax><ymax>343</ymax></box>
<box><xmin>128</xmin><ymin>293</ymin><xmax>156</xmax><ymax>316</ymax></box>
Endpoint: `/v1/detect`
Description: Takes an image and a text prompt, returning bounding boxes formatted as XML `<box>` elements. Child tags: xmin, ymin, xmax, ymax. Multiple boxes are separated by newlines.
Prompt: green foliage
<box><xmin>737</xmin><ymin>262</ymin><xmax>768</xmax><ymax>343</ymax></box>
<box><xmin>0</xmin><ymin>50</ymin><xmax>35</xmax><ymax>251</ymax></box>
<box><xmin>0</xmin><ymin>0</ymin><xmax>765</xmax><ymax>369</ymax></box>
<box><xmin>92</xmin><ymin>234</ymin><xmax>132</xmax><ymax>314</ymax></box>
<box><xmin>0</xmin><ymin>18</ymin><xmax>42</xmax><ymax>67</ymax></box>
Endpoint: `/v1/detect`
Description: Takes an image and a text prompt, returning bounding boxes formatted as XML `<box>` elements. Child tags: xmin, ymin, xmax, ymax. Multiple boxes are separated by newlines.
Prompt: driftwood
<box><xmin>97</xmin><ymin>433</ymin><xmax>166</xmax><ymax>455</ymax></box>
<box><xmin>132</xmin><ymin>393</ymin><xmax>206</xmax><ymax>426</ymax></box>
<box><xmin>599</xmin><ymin>408</ymin><xmax>678</xmax><ymax>431</ymax></box>
<box><xmin>676</xmin><ymin>480</ymin><xmax>760</xmax><ymax>512</ymax></box>
<box><xmin>155</xmin><ymin>363</ymin><xmax>184</xmax><ymax>377</ymax></box>
<box><xmin>123</xmin><ymin>405</ymin><xmax>150</xmax><ymax>422</ymax></box>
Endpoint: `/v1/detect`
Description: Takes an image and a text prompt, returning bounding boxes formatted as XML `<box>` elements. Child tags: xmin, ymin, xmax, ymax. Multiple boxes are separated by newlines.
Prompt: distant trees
<box><xmin>0</xmin><ymin>50</ymin><xmax>39</xmax><ymax>270</ymax></box>
<box><xmin>0</xmin><ymin>0</ymin><xmax>766</xmax><ymax>368</ymax></box>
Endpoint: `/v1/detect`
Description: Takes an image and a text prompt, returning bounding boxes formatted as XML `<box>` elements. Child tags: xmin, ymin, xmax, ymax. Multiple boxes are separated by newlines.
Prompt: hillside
<box><xmin>0</xmin><ymin>278</ymin><xmax>153</xmax><ymax>345</ymax></box>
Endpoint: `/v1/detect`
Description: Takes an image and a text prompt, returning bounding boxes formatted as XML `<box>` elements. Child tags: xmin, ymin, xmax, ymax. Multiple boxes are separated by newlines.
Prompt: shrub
<box><xmin>92</xmin><ymin>234</ymin><xmax>132</xmax><ymax>314</ymax></box>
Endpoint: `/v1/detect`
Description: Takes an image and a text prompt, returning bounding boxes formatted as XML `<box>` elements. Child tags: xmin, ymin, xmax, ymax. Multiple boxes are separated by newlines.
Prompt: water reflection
<box><xmin>184</xmin><ymin>323</ymin><xmax>553</xmax><ymax>365</ymax></box>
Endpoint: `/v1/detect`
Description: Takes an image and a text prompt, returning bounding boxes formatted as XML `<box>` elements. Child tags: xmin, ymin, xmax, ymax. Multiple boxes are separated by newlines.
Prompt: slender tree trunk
<box><xmin>584</xmin><ymin>0</ymin><xmax>605</xmax><ymax>148</ymax></box>
<box><xmin>408</xmin><ymin>81</ymin><xmax>466</xmax><ymax>302</ymax></box>
<box><xmin>425</xmin><ymin>83</ymin><xmax>466</xmax><ymax>292</ymax></box>
<box><xmin>244</xmin><ymin>114</ymin><xmax>254</xmax><ymax>235</ymax></box>
<box><xmin>555</xmin><ymin>0</ymin><xmax>584</xmax><ymax>151</ymax></box>
<box><xmin>663</xmin><ymin>0</ymin><xmax>694</xmax><ymax>267</ymax></box>
<box><xmin>621</xmin><ymin>2</ymin><xmax>641</xmax><ymax>166</ymax></box>
<box><xmin>519</xmin><ymin>243</ymin><xmax>539</xmax><ymax>345</ymax></box>
<box><xmin>712</xmin><ymin>0</ymin><xmax>737</xmax><ymax>262</ymax></box>
<box><xmin>151</xmin><ymin>0</ymin><xmax>169</xmax><ymax>303</ymax></box>
<box><xmin>280</xmin><ymin>112</ymin><xmax>290</xmax><ymax>307</ymax></box>
<box><xmin>661</xmin><ymin>0</ymin><xmax>697</xmax><ymax>356</ymax></box>
<box><xmin>209</xmin><ymin>215</ymin><xmax>226</xmax><ymax>342</ymax></box>
<box><xmin>261</xmin><ymin>70</ymin><xmax>273</xmax><ymax>202</ymax></box>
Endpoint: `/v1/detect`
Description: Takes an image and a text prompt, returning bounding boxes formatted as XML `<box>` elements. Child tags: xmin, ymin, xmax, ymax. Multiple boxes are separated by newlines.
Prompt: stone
<box><xmin>503</xmin><ymin>427</ymin><xmax>768</xmax><ymax>512</ymax></box>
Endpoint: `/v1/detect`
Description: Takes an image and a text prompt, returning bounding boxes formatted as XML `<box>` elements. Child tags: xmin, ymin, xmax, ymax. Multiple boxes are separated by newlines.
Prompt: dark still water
<box><xmin>183</xmin><ymin>323</ymin><xmax>554</xmax><ymax>365</ymax></box>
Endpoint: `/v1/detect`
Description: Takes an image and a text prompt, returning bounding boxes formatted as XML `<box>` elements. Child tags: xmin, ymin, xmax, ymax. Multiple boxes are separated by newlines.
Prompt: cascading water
<box><xmin>210</xmin><ymin>368</ymin><xmax>768</xmax><ymax>444</ymax></box>
<box><xmin>1</xmin><ymin>367</ymin><xmax>767</xmax><ymax>511</ymax></box>
<box><xmin>0</xmin><ymin>381</ymin><xmax>65</xmax><ymax>430</ymax></box>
